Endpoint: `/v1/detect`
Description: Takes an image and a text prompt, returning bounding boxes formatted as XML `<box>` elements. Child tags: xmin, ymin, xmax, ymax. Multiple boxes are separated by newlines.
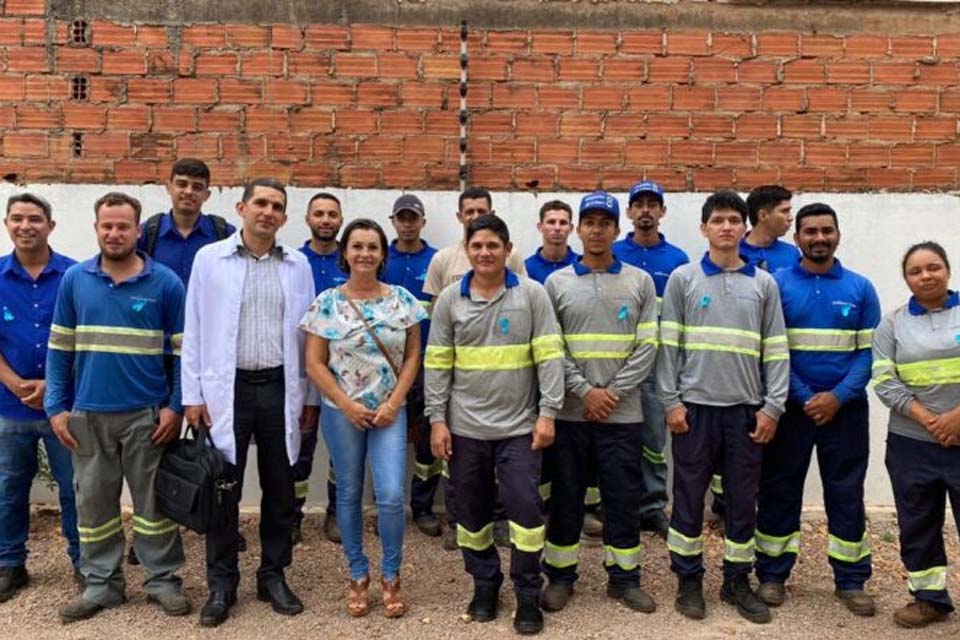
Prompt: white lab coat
<box><xmin>181</xmin><ymin>232</ymin><xmax>320</xmax><ymax>465</ymax></box>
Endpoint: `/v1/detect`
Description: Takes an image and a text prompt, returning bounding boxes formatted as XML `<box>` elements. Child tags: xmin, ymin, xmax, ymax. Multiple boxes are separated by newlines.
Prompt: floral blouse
<box><xmin>300</xmin><ymin>284</ymin><xmax>428</xmax><ymax>410</ymax></box>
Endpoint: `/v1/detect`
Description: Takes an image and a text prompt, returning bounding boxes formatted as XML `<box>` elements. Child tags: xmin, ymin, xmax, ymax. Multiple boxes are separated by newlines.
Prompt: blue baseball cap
<box><xmin>578</xmin><ymin>190</ymin><xmax>620</xmax><ymax>221</ymax></box>
<box><xmin>628</xmin><ymin>180</ymin><xmax>665</xmax><ymax>205</ymax></box>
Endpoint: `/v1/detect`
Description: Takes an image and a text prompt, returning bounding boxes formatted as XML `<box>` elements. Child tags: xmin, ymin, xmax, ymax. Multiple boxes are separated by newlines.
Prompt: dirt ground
<box><xmin>3</xmin><ymin>508</ymin><xmax>960</xmax><ymax>640</ymax></box>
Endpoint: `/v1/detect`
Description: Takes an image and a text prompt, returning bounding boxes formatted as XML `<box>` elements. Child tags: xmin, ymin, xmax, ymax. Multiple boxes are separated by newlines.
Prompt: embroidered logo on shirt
<box><xmin>2</xmin><ymin>306</ymin><xmax>13</xmax><ymax>321</ymax></box>
<box><xmin>131</xmin><ymin>300</ymin><xmax>147</xmax><ymax>312</ymax></box>
<box><xmin>499</xmin><ymin>318</ymin><xmax>510</xmax><ymax>334</ymax></box>
<box><xmin>700</xmin><ymin>295</ymin><xmax>712</xmax><ymax>308</ymax></box>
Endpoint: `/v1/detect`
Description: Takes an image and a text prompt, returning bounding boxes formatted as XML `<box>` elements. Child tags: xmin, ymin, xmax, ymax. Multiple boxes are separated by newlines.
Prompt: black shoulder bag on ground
<box><xmin>155</xmin><ymin>426</ymin><xmax>236</xmax><ymax>534</ymax></box>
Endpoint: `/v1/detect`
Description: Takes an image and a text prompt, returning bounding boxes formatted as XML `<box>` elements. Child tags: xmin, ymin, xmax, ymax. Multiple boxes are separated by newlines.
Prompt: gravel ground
<box><xmin>4</xmin><ymin>507</ymin><xmax>960</xmax><ymax>640</ymax></box>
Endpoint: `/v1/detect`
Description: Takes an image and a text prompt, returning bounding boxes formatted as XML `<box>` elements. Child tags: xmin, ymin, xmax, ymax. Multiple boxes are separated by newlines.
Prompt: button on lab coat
<box><xmin>181</xmin><ymin>233</ymin><xmax>319</xmax><ymax>465</ymax></box>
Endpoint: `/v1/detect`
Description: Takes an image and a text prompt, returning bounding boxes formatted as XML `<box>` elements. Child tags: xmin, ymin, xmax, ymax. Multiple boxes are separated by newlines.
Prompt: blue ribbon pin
<box><xmin>841</xmin><ymin>304</ymin><xmax>851</xmax><ymax>317</ymax></box>
<box><xmin>499</xmin><ymin>318</ymin><xmax>510</xmax><ymax>334</ymax></box>
<box><xmin>618</xmin><ymin>304</ymin><xmax>628</xmax><ymax>321</ymax></box>
<box><xmin>700</xmin><ymin>295</ymin><xmax>712</xmax><ymax>308</ymax></box>
<box><xmin>2</xmin><ymin>307</ymin><xmax>13</xmax><ymax>321</ymax></box>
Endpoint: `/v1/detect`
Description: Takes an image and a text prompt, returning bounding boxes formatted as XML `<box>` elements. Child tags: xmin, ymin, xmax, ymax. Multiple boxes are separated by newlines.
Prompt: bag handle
<box><xmin>342</xmin><ymin>291</ymin><xmax>401</xmax><ymax>377</ymax></box>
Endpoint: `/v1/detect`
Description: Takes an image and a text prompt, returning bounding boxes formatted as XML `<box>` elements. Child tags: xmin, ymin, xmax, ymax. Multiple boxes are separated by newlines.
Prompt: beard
<box><xmin>801</xmin><ymin>243</ymin><xmax>834</xmax><ymax>264</ymax></box>
<box><xmin>311</xmin><ymin>226</ymin><xmax>338</xmax><ymax>243</ymax></box>
<box><xmin>100</xmin><ymin>243</ymin><xmax>137</xmax><ymax>262</ymax></box>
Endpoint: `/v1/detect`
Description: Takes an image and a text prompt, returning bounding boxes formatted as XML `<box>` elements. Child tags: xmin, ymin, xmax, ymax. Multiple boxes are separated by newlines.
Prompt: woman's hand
<box><xmin>372</xmin><ymin>400</ymin><xmax>401</xmax><ymax>428</ymax></box>
<box><xmin>341</xmin><ymin>399</ymin><xmax>376</xmax><ymax>430</ymax></box>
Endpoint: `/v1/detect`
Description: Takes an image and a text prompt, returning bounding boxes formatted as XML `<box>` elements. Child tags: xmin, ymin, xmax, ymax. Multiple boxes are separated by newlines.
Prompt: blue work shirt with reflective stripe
<box><xmin>774</xmin><ymin>260</ymin><xmax>881</xmax><ymax>405</ymax></box>
<box><xmin>739</xmin><ymin>237</ymin><xmax>799</xmax><ymax>273</ymax></box>
<box><xmin>44</xmin><ymin>253</ymin><xmax>185</xmax><ymax>417</ymax></box>
<box><xmin>136</xmin><ymin>212</ymin><xmax>236</xmax><ymax>285</ymax></box>
<box><xmin>0</xmin><ymin>250</ymin><xmax>76</xmax><ymax>420</ymax></box>
<box><xmin>383</xmin><ymin>240</ymin><xmax>437</xmax><ymax>353</ymax></box>
<box><xmin>300</xmin><ymin>241</ymin><xmax>348</xmax><ymax>294</ymax></box>
<box><xmin>524</xmin><ymin>247</ymin><xmax>580</xmax><ymax>285</ymax></box>
<box><xmin>612</xmin><ymin>232</ymin><xmax>689</xmax><ymax>297</ymax></box>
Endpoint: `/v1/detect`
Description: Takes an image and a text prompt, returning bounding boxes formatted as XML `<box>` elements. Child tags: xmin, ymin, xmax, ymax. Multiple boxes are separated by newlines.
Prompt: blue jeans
<box><xmin>321</xmin><ymin>404</ymin><xmax>407</xmax><ymax>581</ymax></box>
<box><xmin>0</xmin><ymin>417</ymin><xmax>79</xmax><ymax>568</ymax></box>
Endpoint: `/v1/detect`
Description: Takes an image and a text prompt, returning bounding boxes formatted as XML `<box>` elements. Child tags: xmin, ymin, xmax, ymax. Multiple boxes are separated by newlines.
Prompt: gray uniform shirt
<box><xmin>655</xmin><ymin>255</ymin><xmax>789</xmax><ymax>420</ymax></box>
<box><xmin>424</xmin><ymin>270</ymin><xmax>564</xmax><ymax>440</ymax></box>
<box><xmin>545</xmin><ymin>260</ymin><xmax>658</xmax><ymax>424</ymax></box>
<box><xmin>872</xmin><ymin>295</ymin><xmax>960</xmax><ymax>444</ymax></box>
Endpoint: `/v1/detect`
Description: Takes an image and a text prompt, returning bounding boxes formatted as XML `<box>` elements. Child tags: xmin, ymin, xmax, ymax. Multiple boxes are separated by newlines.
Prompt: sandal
<box><xmin>381</xmin><ymin>576</ymin><xmax>407</xmax><ymax>618</ymax></box>
<box><xmin>346</xmin><ymin>576</ymin><xmax>370</xmax><ymax>617</ymax></box>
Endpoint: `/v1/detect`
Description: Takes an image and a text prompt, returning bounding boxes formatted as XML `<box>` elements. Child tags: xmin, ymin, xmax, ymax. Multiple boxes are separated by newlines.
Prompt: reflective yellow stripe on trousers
<box><xmin>724</xmin><ymin>537</ymin><xmax>756</xmax><ymax>563</ymax></box>
<box><xmin>604</xmin><ymin>544</ymin><xmax>641</xmax><ymax>571</ymax></box>
<box><xmin>667</xmin><ymin>528</ymin><xmax>703</xmax><ymax>557</ymax></box>
<box><xmin>544</xmin><ymin>540</ymin><xmax>579</xmax><ymax>568</ymax></box>
<box><xmin>457</xmin><ymin>522</ymin><xmax>494</xmax><ymax>551</ymax></box>
<box><xmin>78</xmin><ymin>516</ymin><xmax>123</xmax><ymax>543</ymax></box>
<box><xmin>756</xmin><ymin>530</ymin><xmax>800</xmax><ymax>557</ymax></box>
<box><xmin>509</xmin><ymin>521</ymin><xmax>545</xmax><ymax>552</ymax></box>
<box><xmin>908</xmin><ymin>566</ymin><xmax>947</xmax><ymax>592</ymax></box>
<box><xmin>132</xmin><ymin>514</ymin><xmax>178</xmax><ymax>536</ymax></box>
<box><xmin>827</xmin><ymin>533</ymin><xmax>871</xmax><ymax>563</ymax></box>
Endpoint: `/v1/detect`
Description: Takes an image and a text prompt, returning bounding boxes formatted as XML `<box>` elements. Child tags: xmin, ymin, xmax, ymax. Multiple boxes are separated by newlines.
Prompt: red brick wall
<box><xmin>2</xmin><ymin>2</ymin><xmax>959</xmax><ymax>191</ymax></box>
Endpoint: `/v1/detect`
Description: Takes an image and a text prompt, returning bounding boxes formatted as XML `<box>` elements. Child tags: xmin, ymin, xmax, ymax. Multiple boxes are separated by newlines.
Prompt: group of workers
<box><xmin>1</xmin><ymin>157</ymin><xmax>959</xmax><ymax>634</ymax></box>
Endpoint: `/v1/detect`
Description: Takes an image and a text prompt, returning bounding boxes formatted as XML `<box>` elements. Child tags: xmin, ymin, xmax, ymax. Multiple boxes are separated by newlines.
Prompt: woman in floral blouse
<box><xmin>300</xmin><ymin>218</ymin><xmax>426</xmax><ymax>619</ymax></box>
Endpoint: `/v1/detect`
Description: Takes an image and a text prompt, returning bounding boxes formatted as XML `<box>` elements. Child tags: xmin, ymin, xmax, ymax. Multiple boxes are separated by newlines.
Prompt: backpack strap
<box><xmin>209</xmin><ymin>214</ymin><xmax>230</xmax><ymax>240</ymax></box>
<box><xmin>143</xmin><ymin>213</ymin><xmax>165</xmax><ymax>257</ymax></box>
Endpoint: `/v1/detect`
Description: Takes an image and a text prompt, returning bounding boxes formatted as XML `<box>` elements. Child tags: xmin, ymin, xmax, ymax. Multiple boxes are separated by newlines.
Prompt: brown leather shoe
<box><xmin>893</xmin><ymin>601</ymin><xmax>948</xmax><ymax>628</ymax></box>
<box><xmin>835</xmin><ymin>589</ymin><xmax>876</xmax><ymax>617</ymax></box>
<box><xmin>756</xmin><ymin>582</ymin><xmax>786</xmax><ymax>607</ymax></box>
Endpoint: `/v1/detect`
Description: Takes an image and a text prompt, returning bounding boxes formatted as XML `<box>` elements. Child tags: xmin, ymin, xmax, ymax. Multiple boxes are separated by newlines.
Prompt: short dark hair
<box><xmin>7</xmin><ymin>192</ymin><xmax>52</xmax><ymax>221</ymax></box>
<box><xmin>701</xmin><ymin>190</ymin><xmax>748</xmax><ymax>224</ymax></box>
<box><xmin>94</xmin><ymin>191</ymin><xmax>142</xmax><ymax>224</ymax></box>
<box><xmin>746</xmin><ymin>185</ymin><xmax>792</xmax><ymax>227</ymax></box>
<box><xmin>465</xmin><ymin>214</ymin><xmax>510</xmax><ymax>246</ymax></box>
<box><xmin>338</xmin><ymin>218</ymin><xmax>389</xmax><ymax>277</ymax></box>
<box><xmin>538</xmin><ymin>200</ymin><xmax>572</xmax><ymax>222</ymax></box>
<box><xmin>795</xmin><ymin>202</ymin><xmax>839</xmax><ymax>233</ymax></box>
<box><xmin>242</xmin><ymin>178</ymin><xmax>287</xmax><ymax>211</ymax></box>
<box><xmin>170</xmin><ymin>158</ymin><xmax>210</xmax><ymax>183</ymax></box>
<box><xmin>307</xmin><ymin>191</ymin><xmax>341</xmax><ymax>211</ymax></box>
<box><xmin>902</xmin><ymin>241</ymin><xmax>950</xmax><ymax>277</ymax></box>
<box><xmin>458</xmin><ymin>186</ymin><xmax>492</xmax><ymax>212</ymax></box>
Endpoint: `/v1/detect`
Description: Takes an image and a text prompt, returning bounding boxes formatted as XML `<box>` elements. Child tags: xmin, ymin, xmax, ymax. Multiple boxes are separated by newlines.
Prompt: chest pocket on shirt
<box><xmin>494</xmin><ymin>305</ymin><xmax>529</xmax><ymax>343</ymax></box>
<box><xmin>831</xmin><ymin>301</ymin><xmax>860</xmax><ymax>329</ymax></box>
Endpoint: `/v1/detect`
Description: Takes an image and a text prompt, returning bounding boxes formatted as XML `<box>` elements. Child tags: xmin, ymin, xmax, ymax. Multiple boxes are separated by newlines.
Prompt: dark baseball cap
<box><xmin>628</xmin><ymin>180</ymin><xmax>665</xmax><ymax>205</ymax></box>
<box><xmin>392</xmin><ymin>194</ymin><xmax>425</xmax><ymax>216</ymax></box>
<box><xmin>578</xmin><ymin>190</ymin><xmax>620</xmax><ymax>221</ymax></box>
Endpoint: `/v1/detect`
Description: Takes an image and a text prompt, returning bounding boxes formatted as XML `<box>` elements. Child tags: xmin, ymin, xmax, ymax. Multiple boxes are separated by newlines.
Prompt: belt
<box><xmin>235</xmin><ymin>366</ymin><xmax>284</xmax><ymax>385</ymax></box>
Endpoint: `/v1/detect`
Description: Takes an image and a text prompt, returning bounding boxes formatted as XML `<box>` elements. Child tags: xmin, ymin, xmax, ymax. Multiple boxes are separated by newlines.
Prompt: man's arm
<box><xmin>44</xmin><ymin>270</ymin><xmax>77</xmax><ymax>418</ymax></box>
<box><xmin>529</xmin><ymin>283</ymin><xmax>565</xmax><ymax>419</ymax></box>
<box><xmin>655</xmin><ymin>271</ymin><xmax>685</xmax><ymax>412</ymax></box>
<box><xmin>831</xmin><ymin>279</ymin><xmax>882</xmax><ymax>405</ymax></box>
<box><xmin>759</xmin><ymin>276</ymin><xmax>789</xmax><ymax>421</ymax></box>
<box><xmin>163</xmin><ymin>275</ymin><xmax>186</xmax><ymax>415</ymax></box>
<box><xmin>180</xmin><ymin>255</ymin><xmax>204</xmax><ymax>408</ymax></box>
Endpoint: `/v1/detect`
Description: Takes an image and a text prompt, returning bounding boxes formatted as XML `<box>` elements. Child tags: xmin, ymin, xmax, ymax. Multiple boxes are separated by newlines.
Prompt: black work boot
<box><xmin>0</xmin><ymin>566</ymin><xmax>29</xmax><ymax>602</ymax></box>
<box><xmin>721</xmin><ymin>574</ymin><xmax>771</xmax><ymax>624</ymax></box>
<box><xmin>514</xmin><ymin>593</ymin><xmax>544</xmax><ymax>635</ymax></box>
<box><xmin>675</xmin><ymin>575</ymin><xmax>706</xmax><ymax>620</ymax></box>
<box><xmin>467</xmin><ymin>584</ymin><xmax>500</xmax><ymax>622</ymax></box>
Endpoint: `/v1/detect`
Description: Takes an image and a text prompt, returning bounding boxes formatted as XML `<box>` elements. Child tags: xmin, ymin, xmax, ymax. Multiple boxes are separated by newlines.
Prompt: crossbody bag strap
<box><xmin>343</xmin><ymin>293</ymin><xmax>401</xmax><ymax>377</ymax></box>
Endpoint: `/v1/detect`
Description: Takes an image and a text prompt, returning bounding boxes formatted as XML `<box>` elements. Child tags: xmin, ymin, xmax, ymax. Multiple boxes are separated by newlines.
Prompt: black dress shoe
<box><xmin>199</xmin><ymin>590</ymin><xmax>236</xmax><ymax>628</ymax></box>
<box><xmin>257</xmin><ymin>580</ymin><xmax>304</xmax><ymax>616</ymax></box>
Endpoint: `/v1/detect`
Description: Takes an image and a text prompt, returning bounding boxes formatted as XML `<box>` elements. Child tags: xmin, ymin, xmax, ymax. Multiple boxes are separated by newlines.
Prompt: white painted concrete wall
<box><xmin>9</xmin><ymin>184</ymin><xmax>960</xmax><ymax>508</ymax></box>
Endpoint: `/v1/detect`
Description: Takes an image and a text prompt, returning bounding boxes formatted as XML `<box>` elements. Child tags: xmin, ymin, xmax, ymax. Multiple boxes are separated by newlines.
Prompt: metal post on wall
<box><xmin>459</xmin><ymin>20</ymin><xmax>469</xmax><ymax>192</ymax></box>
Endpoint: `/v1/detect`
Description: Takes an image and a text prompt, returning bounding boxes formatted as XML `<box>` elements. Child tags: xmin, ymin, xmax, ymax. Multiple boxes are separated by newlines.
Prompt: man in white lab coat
<box><xmin>181</xmin><ymin>178</ymin><xmax>319</xmax><ymax>628</ymax></box>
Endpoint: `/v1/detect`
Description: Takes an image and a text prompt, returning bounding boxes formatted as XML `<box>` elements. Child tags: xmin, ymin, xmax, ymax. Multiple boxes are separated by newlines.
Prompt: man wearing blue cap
<box><xmin>612</xmin><ymin>180</ymin><xmax>689</xmax><ymax>538</ymax></box>
<box><xmin>541</xmin><ymin>191</ymin><xmax>659</xmax><ymax>614</ymax></box>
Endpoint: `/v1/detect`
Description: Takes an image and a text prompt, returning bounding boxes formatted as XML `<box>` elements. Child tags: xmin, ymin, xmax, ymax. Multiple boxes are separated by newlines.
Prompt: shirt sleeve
<box><xmin>545</xmin><ymin>276</ymin><xmax>592</xmax><ymax>399</ymax></box>
<box><xmin>422</xmin><ymin>252</ymin><xmax>444</xmax><ymax>297</ymax></box>
<box><xmin>163</xmin><ymin>274</ymin><xmax>186</xmax><ymax>414</ymax></box>
<box><xmin>528</xmin><ymin>282</ymin><xmax>564</xmax><ymax>419</ymax></box>
<box><xmin>871</xmin><ymin>312</ymin><xmax>915</xmax><ymax>417</ymax></box>
<box><xmin>44</xmin><ymin>269</ymin><xmax>77</xmax><ymax>417</ymax></box>
<box><xmin>180</xmin><ymin>256</ymin><xmax>203</xmax><ymax>407</ymax></box>
<box><xmin>609</xmin><ymin>272</ymin><xmax>659</xmax><ymax>395</ymax></box>
<box><xmin>655</xmin><ymin>270</ymin><xmax>685</xmax><ymax>412</ymax></box>
<box><xmin>760</xmin><ymin>276</ymin><xmax>789</xmax><ymax>420</ymax></box>
<box><xmin>424</xmin><ymin>288</ymin><xmax>455</xmax><ymax>425</ymax></box>
<box><xmin>831</xmin><ymin>278</ymin><xmax>882</xmax><ymax>405</ymax></box>
<box><xmin>508</xmin><ymin>249</ymin><xmax>528</xmax><ymax>277</ymax></box>
<box><xmin>396</xmin><ymin>286</ymin><xmax>430</xmax><ymax>327</ymax></box>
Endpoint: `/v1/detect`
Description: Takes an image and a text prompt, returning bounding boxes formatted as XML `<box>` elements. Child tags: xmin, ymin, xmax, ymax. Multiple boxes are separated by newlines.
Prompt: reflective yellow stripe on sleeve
<box><xmin>531</xmin><ymin>334</ymin><xmax>564</xmax><ymax>364</ymax></box>
<box><xmin>762</xmin><ymin>335</ymin><xmax>789</xmax><ymax>363</ymax></box>
<box><xmin>170</xmin><ymin>332</ymin><xmax>184</xmax><ymax>356</ymax></box>
<box><xmin>856</xmin><ymin>328</ymin><xmax>873</xmax><ymax>350</ymax></box>
<box><xmin>871</xmin><ymin>358</ymin><xmax>896</xmax><ymax>385</ymax></box>
<box><xmin>424</xmin><ymin>345</ymin><xmax>454</xmax><ymax>370</ymax></box>
<box><xmin>635</xmin><ymin>321</ymin><xmax>659</xmax><ymax>347</ymax></box>
<box><xmin>48</xmin><ymin>324</ymin><xmax>76</xmax><ymax>351</ymax></box>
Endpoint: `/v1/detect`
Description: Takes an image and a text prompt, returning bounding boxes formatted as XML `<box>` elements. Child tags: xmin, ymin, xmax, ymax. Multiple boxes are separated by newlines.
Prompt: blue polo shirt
<box><xmin>524</xmin><ymin>247</ymin><xmax>579</xmax><ymax>285</ymax></box>
<box><xmin>383</xmin><ymin>240</ymin><xmax>437</xmax><ymax>351</ymax></box>
<box><xmin>774</xmin><ymin>259</ymin><xmax>881</xmax><ymax>405</ymax></box>
<box><xmin>612</xmin><ymin>232</ymin><xmax>689</xmax><ymax>297</ymax></box>
<box><xmin>301</xmin><ymin>241</ymin><xmax>348</xmax><ymax>294</ymax></box>
<box><xmin>0</xmin><ymin>250</ymin><xmax>76</xmax><ymax>420</ymax></box>
<box><xmin>45</xmin><ymin>253</ymin><xmax>185</xmax><ymax>417</ymax></box>
<box><xmin>137</xmin><ymin>212</ymin><xmax>236</xmax><ymax>285</ymax></box>
<box><xmin>739</xmin><ymin>237</ymin><xmax>799</xmax><ymax>273</ymax></box>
